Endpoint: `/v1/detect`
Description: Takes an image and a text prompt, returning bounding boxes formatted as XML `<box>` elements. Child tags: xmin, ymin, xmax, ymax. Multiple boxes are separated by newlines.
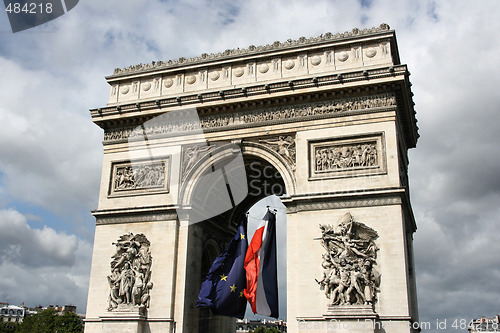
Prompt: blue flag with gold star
<box><xmin>196</xmin><ymin>217</ymin><xmax>248</xmax><ymax>318</ymax></box>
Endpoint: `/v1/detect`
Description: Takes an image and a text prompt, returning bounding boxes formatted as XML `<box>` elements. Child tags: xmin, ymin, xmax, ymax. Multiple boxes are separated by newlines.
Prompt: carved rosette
<box><xmin>107</xmin><ymin>233</ymin><xmax>153</xmax><ymax>311</ymax></box>
<box><xmin>316</xmin><ymin>213</ymin><xmax>380</xmax><ymax>306</ymax></box>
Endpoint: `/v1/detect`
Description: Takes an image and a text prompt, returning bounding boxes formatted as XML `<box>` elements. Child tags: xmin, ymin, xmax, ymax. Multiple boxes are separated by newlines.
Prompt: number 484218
<box><xmin>5</xmin><ymin>2</ymin><xmax>53</xmax><ymax>14</ymax></box>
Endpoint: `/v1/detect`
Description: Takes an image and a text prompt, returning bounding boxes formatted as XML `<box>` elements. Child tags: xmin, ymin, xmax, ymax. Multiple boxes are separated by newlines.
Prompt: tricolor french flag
<box><xmin>243</xmin><ymin>210</ymin><xmax>279</xmax><ymax>318</ymax></box>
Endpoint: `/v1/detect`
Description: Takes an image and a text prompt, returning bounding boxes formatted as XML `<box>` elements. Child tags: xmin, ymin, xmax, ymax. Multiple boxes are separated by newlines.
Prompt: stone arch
<box><xmin>179</xmin><ymin>142</ymin><xmax>290</xmax><ymax>332</ymax></box>
<box><xmin>200</xmin><ymin>238</ymin><xmax>222</xmax><ymax>278</ymax></box>
<box><xmin>179</xmin><ymin>141</ymin><xmax>296</xmax><ymax>209</ymax></box>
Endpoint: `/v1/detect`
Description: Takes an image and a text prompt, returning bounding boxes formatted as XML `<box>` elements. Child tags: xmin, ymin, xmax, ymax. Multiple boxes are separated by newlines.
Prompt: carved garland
<box><xmin>107</xmin><ymin>233</ymin><xmax>153</xmax><ymax>311</ymax></box>
<box><xmin>103</xmin><ymin>93</ymin><xmax>396</xmax><ymax>143</ymax></box>
<box><xmin>316</xmin><ymin>213</ymin><xmax>380</xmax><ymax>306</ymax></box>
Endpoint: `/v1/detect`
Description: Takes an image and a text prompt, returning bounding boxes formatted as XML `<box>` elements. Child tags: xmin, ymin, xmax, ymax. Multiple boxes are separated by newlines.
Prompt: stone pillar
<box><xmin>285</xmin><ymin>202</ymin><xmax>417</xmax><ymax>333</ymax></box>
<box><xmin>84</xmin><ymin>216</ymin><xmax>179</xmax><ymax>333</ymax></box>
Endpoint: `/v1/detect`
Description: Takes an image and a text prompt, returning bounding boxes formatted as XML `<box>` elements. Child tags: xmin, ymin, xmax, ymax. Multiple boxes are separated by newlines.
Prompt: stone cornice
<box><xmin>91</xmin><ymin>65</ymin><xmax>409</xmax><ymax>123</ymax></box>
<box><xmin>101</xmin><ymin>25</ymin><xmax>400</xmax><ymax>106</ymax></box>
<box><xmin>92</xmin><ymin>65</ymin><xmax>418</xmax><ymax>149</ymax></box>
<box><xmin>281</xmin><ymin>186</ymin><xmax>417</xmax><ymax>232</ymax></box>
<box><xmin>108</xmin><ymin>24</ymin><xmax>393</xmax><ymax>79</ymax></box>
<box><xmin>102</xmin><ymin>92</ymin><xmax>397</xmax><ymax>144</ymax></box>
<box><xmin>92</xmin><ymin>205</ymin><xmax>178</xmax><ymax>225</ymax></box>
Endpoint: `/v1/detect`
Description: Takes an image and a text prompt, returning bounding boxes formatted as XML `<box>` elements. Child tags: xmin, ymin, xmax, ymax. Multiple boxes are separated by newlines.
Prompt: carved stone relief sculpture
<box><xmin>259</xmin><ymin>136</ymin><xmax>296</xmax><ymax>170</ymax></box>
<box><xmin>103</xmin><ymin>93</ymin><xmax>396</xmax><ymax>143</ymax></box>
<box><xmin>114</xmin><ymin>163</ymin><xmax>165</xmax><ymax>190</ymax></box>
<box><xmin>181</xmin><ymin>144</ymin><xmax>216</xmax><ymax>181</ymax></box>
<box><xmin>109</xmin><ymin>159</ymin><xmax>169</xmax><ymax>196</ymax></box>
<box><xmin>316</xmin><ymin>213</ymin><xmax>380</xmax><ymax>306</ymax></box>
<box><xmin>309</xmin><ymin>134</ymin><xmax>386</xmax><ymax>180</ymax></box>
<box><xmin>315</xmin><ymin>142</ymin><xmax>377</xmax><ymax>172</ymax></box>
<box><xmin>107</xmin><ymin>233</ymin><xmax>153</xmax><ymax>311</ymax></box>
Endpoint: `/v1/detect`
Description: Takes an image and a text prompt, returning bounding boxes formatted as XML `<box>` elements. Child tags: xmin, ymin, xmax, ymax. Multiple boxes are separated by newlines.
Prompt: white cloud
<box><xmin>0</xmin><ymin>56</ymin><xmax>102</xmax><ymax>217</ymax></box>
<box><xmin>0</xmin><ymin>0</ymin><xmax>499</xmax><ymax>326</ymax></box>
<box><xmin>0</xmin><ymin>208</ymin><xmax>91</xmax><ymax>311</ymax></box>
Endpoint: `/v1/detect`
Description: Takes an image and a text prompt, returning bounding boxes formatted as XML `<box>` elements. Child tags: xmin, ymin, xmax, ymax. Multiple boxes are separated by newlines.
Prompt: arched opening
<box><xmin>182</xmin><ymin>150</ymin><xmax>288</xmax><ymax>333</ymax></box>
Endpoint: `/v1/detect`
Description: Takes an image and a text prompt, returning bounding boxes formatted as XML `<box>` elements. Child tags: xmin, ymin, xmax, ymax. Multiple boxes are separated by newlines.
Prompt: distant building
<box><xmin>469</xmin><ymin>315</ymin><xmax>500</xmax><ymax>332</ymax></box>
<box><xmin>26</xmin><ymin>304</ymin><xmax>78</xmax><ymax>315</ymax></box>
<box><xmin>0</xmin><ymin>304</ymin><xmax>25</xmax><ymax>323</ymax></box>
<box><xmin>236</xmin><ymin>318</ymin><xmax>287</xmax><ymax>332</ymax></box>
<box><xmin>0</xmin><ymin>302</ymin><xmax>79</xmax><ymax>323</ymax></box>
<box><xmin>47</xmin><ymin>304</ymin><xmax>77</xmax><ymax>314</ymax></box>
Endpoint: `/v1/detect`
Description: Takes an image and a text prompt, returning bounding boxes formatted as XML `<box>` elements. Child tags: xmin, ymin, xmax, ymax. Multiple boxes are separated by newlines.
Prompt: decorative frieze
<box><xmin>109</xmin><ymin>158</ymin><xmax>170</xmax><ymax>197</ymax></box>
<box><xmin>316</xmin><ymin>213</ymin><xmax>380</xmax><ymax>306</ymax></box>
<box><xmin>309</xmin><ymin>133</ymin><xmax>386</xmax><ymax>180</ymax></box>
<box><xmin>103</xmin><ymin>93</ymin><xmax>396</xmax><ymax>143</ymax></box>
<box><xmin>107</xmin><ymin>233</ymin><xmax>153</xmax><ymax>311</ymax></box>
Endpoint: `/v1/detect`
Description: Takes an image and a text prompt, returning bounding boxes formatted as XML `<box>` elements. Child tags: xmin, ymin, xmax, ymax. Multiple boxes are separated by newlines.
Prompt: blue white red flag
<box><xmin>196</xmin><ymin>217</ymin><xmax>248</xmax><ymax>318</ymax></box>
<box><xmin>243</xmin><ymin>210</ymin><xmax>279</xmax><ymax>318</ymax></box>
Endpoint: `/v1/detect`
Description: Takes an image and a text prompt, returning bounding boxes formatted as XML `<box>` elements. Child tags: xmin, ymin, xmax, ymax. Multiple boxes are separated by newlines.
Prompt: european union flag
<box><xmin>196</xmin><ymin>217</ymin><xmax>248</xmax><ymax>318</ymax></box>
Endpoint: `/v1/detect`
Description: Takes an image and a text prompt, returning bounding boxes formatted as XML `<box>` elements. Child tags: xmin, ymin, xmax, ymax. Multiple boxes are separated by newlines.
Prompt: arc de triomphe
<box><xmin>84</xmin><ymin>24</ymin><xmax>419</xmax><ymax>333</ymax></box>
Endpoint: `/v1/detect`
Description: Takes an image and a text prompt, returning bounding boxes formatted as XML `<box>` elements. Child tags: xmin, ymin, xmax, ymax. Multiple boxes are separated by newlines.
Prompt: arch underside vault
<box><xmin>180</xmin><ymin>141</ymin><xmax>294</xmax><ymax>231</ymax></box>
<box><xmin>181</xmin><ymin>145</ymin><xmax>289</xmax><ymax>333</ymax></box>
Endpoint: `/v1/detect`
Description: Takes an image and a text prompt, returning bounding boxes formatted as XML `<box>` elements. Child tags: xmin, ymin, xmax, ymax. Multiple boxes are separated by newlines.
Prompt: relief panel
<box><xmin>108</xmin><ymin>157</ymin><xmax>171</xmax><ymax>197</ymax></box>
<box><xmin>309</xmin><ymin>133</ymin><xmax>386</xmax><ymax>180</ymax></box>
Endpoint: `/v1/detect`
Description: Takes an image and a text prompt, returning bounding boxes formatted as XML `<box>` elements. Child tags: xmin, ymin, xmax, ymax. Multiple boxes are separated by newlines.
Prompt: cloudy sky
<box><xmin>1</xmin><ymin>0</ymin><xmax>499</xmax><ymax>330</ymax></box>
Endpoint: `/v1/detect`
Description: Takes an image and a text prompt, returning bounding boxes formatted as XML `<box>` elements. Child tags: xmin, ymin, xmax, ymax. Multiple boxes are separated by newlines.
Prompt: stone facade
<box><xmin>85</xmin><ymin>24</ymin><xmax>419</xmax><ymax>333</ymax></box>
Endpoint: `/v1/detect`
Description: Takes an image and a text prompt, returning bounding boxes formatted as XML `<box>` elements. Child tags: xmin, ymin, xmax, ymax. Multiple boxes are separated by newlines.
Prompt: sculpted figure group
<box><xmin>316</xmin><ymin>213</ymin><xmax>380</xmax><ymax>306</ymax></box>
<box><xmin>114</xmin><ymin>163</ymin><xmax>165</xmax><ymax>191</ymax></box>
<box><xmin>107</xmin><ymin>233</ymin><xmax>153</xmax><ymax>311</ymax></box>
<box><xmin>104</xmin><ymin>94</ymin><xmax>396</xmax><ymax>143</ymax></box>
<box><xmin>260</xmin><ymin>136</ymin><xmax>296</xmax><ymax>170</ymax></box>
<box><xmin>315</xmin><ymin>143</ymin><xmax>377</xmax><ymax>172</ymax></box>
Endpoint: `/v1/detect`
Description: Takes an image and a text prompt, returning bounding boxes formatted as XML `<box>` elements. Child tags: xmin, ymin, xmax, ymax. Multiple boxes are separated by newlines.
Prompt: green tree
<box><xmin>18</xmin><ymin>309</ymin><xmax>83</xmax><ymax>333</ymax></box>
<box><xmin>19</xmin><ymin>308</ymin><xmax>57</xmax><ymax>333</ymax></box>
<box><xmin>54</xmin><ymin>312</ymin><xmax>83</xmax><ymax>332</ymax></box>
<box><xmin>249</xmin><ymin>327</ymin><xmax>282</xmax><ymax>333</ymax></box>
<box><xmin>0</xmin><ymin>321</ymin><xmax>20</xmax><ymax>333</ymax></box>
<box><xmin>249</xmin><ymin>327</ymin><xmax>266</xmax><ymax>333</ymax></box>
